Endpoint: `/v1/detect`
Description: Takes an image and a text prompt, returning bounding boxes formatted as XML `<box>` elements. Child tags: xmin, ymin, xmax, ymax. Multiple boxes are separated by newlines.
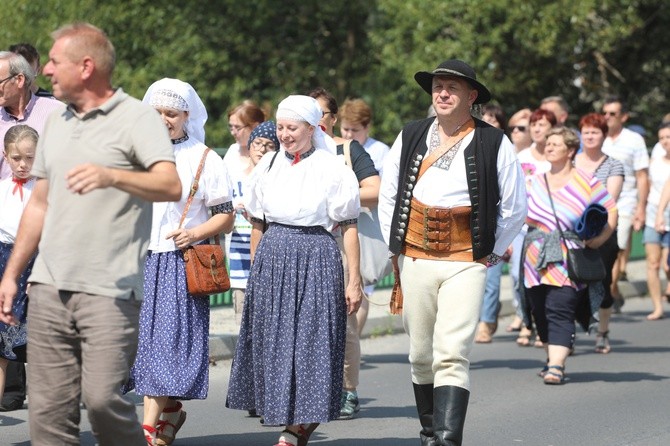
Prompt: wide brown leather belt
<box><xmin>402</xmin><ymin>198</ymin><xmax>475</xmax><ymax>261</ymax></box>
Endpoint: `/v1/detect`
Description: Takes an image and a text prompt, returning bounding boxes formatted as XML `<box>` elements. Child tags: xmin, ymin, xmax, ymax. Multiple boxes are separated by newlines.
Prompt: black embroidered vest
<box><xmin>388</xmin><ymin>117</ymin><xmax>504</xmax><ymax>260</ymax></box>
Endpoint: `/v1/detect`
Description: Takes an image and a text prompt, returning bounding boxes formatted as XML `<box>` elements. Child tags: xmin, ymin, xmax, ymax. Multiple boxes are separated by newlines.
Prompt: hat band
<box><xmin>432</xmin><ymin>68</ymin><xmax>474</xmax><ymax>79</ymax></box>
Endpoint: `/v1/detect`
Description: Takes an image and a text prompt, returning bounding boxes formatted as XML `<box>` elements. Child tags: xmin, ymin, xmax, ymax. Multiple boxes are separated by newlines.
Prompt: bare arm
<box><xmin>166</xmin><ymin>211</ymin><xmax>235</xmax><ymax>250</ymax></box>
<box><xmin>341</xmin><ymin>223</ymin><xmax>363</xmax><ymax>315</ymax></box>
<box><xmin>585</xmin><ymin>208</ymin><xmax>618</xmax><ymax>249</ymax></box>
<box><xmin>66</xmin><ymin>160</ymin><xmax>181</xmax><ymax>202</ymax></box>
<box><xmin>606</xmin><ymin>175</ymin><xmax>624</xmax><ymax>203</ymax></box>
<box><xmin>633</xmin><ymin>168</ymin><xmax>649</xmax><ymax>231</ymax></box>
<box><xmin>0</xmin><ymin>179</ymin><xmax>48</xmax><ymax>324</ymax></box>
<box><xmin>655</xmin><ymin>177</ymin><xmax>670</xmax><ymax>232</ymax></box>
<box><xmin>250</xmin><ymin>220</ymin><xmax>265</xmax><ymax>263</ymax></box>
<box><xmin>359</xmin><ymin>175</ymin><xmax>380</xmax><ymax>208</ymax></box>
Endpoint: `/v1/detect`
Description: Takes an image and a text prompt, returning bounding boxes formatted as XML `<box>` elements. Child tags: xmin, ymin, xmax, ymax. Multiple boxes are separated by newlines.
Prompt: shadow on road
<box><xmin>0</xmin><ymin>414</ymin><xmax>26</xmax><ymax>427</ymax></box>
<box><xmin>470</xmin><ymin>358</ymin><xmax>544</xmax><ymax>371</ymax></box>
<box><xmin>360</xmin><ymin>353</ymin><xmax>409</xmax><ymax>366</ymax></box>
<box><xmin>178</xmin><ymin>432</ymin><xmax>416</xmax><ymax>445</ymax></box>
<box><xmin>568</xmin><ymin>371</ymin><xmax>669</xmax><ymax>383</ymax></box>
<box><xmin>355</xmin><ymin>403</ymin><xmax>415</xmax><ymax>420</ymax></box>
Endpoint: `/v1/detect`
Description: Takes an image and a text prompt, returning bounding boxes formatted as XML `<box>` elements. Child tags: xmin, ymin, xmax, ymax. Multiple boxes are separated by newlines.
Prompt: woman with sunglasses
<box><xmin>508</xmin><ymin>108</ymin><xmax>533</xmax><ymax>153</ymax></box>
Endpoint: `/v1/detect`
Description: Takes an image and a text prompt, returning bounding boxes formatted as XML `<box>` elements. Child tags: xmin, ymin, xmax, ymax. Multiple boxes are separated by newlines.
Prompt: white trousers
<box><xmin>400</xmin><ymin>255</ymin><xmax>487</xmax><ymax>389</ymax></box>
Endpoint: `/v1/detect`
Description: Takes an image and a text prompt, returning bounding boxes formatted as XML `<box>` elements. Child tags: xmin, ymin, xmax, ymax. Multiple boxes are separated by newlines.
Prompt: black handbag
<box><xmin>544</xmin><ymin>174</ymin><xmax>606</xmax><ymax>284</ymax></box>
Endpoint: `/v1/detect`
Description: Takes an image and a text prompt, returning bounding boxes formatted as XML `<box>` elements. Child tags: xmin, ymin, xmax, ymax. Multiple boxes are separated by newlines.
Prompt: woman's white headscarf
<box><xmin>143</xmin><ymin>78</ymin><xmax>208</xmax><ymax>143</ymax></box>
<box><xmin>275</xmin><ymin>95</ymin><xmax>336</xmax><ymax>154</ymax></box>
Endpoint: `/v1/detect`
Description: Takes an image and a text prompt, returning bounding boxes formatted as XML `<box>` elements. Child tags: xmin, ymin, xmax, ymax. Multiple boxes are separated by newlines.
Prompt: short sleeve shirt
<box><xmin>29</xmin><ymin>89</ymin><xmax>175</xmax><ymax>300</ymax></box>
<box><xmin>602</xmin><ymin>128</ymin><xmax>649</xmax><ymax>216</ymax></box>
<box><xmin>336</xmin><ymin>140</ymin><xmax>378</xmax><ymax>183</ymax></box>
<box><xmin>0</xmin><ymin>93</ymin><xmax>65</xmax><ymax>180</ymax></box>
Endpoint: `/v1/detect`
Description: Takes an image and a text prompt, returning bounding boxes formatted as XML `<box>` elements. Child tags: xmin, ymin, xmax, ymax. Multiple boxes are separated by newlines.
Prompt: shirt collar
<box><xmin>1</xmin><ymin>92</ymin><xmax>36</xmax><ymax>122</ymax></box>
<box><xmin>66</xmin><ymin>88</ymin><xmax>128</xmax><ymax>120</ymax></box>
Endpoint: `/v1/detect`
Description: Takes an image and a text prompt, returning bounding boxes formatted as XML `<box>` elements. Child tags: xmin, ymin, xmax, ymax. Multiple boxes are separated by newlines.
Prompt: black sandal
<box><xmin>543</xmin><ymin>365</ymin><xmax>566</xmax><ymax>385</ymax></box>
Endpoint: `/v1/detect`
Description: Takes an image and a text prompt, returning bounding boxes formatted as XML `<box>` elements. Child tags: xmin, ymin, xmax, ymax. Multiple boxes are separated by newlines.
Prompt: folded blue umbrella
<box><xmin>574</xmin><ymin>203</ymin><xmax>608</xmax><ymax>240</ymax></box>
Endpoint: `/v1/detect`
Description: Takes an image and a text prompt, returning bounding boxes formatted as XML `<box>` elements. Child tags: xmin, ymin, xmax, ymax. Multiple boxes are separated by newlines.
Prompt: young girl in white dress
<box><xmin>0</xmin><ymin>125</ymin><xmax>39</xmax><ymax>405</ymax></box>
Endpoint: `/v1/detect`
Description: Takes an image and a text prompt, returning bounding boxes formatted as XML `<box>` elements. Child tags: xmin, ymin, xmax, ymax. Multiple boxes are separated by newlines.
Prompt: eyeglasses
<box><xmin>510</xmin><ymin>125</ymin><xmax>527</xmax><ymax>132</ymax></box>
<box><xmin>602</xmin><ymin>111</ymin><xmax>619</xmax><ymax>117</ymax></box>
<box><xmin>251</xmin><ymin>139</ymin><xmax>276</xmax><ymax>152</ymax></box>
<box><xmin>228</xmin><ymin>124</ymin><xmax>248</xmax><ymax>132</ymax></box>
<box><xmin>0</xmin><ymin>74</ymin><xmax>17</xmax><ymax>86</ymax></box>
<box><xmin>321</xmin><ymin>111</ymin><xmax>333</xmax><ymax>117</ymax></box>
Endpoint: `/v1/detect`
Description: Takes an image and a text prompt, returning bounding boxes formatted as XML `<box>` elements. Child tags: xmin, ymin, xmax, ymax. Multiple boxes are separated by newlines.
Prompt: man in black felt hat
<box><xmin>378</xmin><ymin>60</ymin><xmax>527</xmax><ymax>445</ymax></box>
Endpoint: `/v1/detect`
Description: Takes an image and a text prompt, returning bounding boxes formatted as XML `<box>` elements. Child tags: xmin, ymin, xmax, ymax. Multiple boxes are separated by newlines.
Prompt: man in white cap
<box><xmin>378</xmin><ymin>59</ymin><xmax>526</xmax><ymax>446</ymax></box>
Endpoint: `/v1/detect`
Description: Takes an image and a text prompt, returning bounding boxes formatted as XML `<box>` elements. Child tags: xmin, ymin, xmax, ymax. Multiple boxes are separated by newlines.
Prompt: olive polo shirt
<box><xmin>29</xmin><ymin>88</ymin><xmax>175</xmax><ymax>300</ymax></box>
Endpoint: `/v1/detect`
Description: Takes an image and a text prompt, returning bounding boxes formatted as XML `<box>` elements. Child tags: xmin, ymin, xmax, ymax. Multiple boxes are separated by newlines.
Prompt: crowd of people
<box><xmin>0</xmin><ymin>21</ymin><xmax>668</xmax><ymax>446</ymax></box>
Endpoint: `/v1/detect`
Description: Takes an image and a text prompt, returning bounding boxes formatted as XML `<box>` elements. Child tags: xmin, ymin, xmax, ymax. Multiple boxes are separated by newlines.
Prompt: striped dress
<box><xmin>523</xmin><ymin>168</ymin><xmax>616</xmax><ymax>290</ymax></box>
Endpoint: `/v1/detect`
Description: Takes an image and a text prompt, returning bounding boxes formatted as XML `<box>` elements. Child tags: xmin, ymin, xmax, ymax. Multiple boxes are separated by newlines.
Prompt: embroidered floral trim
<box><xmin>428</xmin><ymin>123</ymin><xmax>465</xmax><ymax>171</ymax></box>
<box><xmin>338</xmin><ymin>218</ymin><xmax>358</xmax><ymax>227</ymax></box>
<box><xmin>210</xmin><ymin>201</ymin><xmax>233</xmax><ymax>215</ymax></box>
<box><xmin>284</xmin><ymin>147</ymin><xmax>316</xmax><ymax>161</ymax></box>
<box><xmin>171</xmin><ymin>134</ymin><xmax>189</xmax><ymax>145</ymax></box>
<box><xmin>487</xmin><ymin>253</ymin><xmax>502</xmax><ymax>266</ymax></box>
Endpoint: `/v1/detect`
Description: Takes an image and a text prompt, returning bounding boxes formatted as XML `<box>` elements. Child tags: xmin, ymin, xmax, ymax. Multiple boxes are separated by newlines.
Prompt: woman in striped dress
<box><xmin>522</xmin><ymin>127</ymin><xmax>617</xmax><ymax>385</ymax></box>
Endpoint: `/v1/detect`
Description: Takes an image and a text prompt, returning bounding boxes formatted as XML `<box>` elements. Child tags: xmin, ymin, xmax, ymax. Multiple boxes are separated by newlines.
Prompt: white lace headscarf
<box><xmin>143</xmin><ymin>78</ymin><xmax>208</xmax><ymax>143</ymax></box>
<box><xmin>275</xmin><ymin>95</ymin><xmax>336</xmax><ymax>154</ymax></box>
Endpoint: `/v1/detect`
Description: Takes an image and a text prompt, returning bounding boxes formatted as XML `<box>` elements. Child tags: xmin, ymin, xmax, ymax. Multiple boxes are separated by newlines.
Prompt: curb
<box><xmin>208</xmin><ymin>278</ymin><xmax>648</xmax><ymax>362</ymax></box>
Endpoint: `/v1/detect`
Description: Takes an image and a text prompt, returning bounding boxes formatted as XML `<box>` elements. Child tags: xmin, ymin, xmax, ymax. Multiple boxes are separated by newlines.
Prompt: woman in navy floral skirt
<box><xmin>226</xmin><ymin>95</ymin><xmax>363</xmax><ymax>446</ymax></box>
<box><xmin>123</xmin><ymin>78</ymin><xmax>234</xmax><ymax>446</ymax></box>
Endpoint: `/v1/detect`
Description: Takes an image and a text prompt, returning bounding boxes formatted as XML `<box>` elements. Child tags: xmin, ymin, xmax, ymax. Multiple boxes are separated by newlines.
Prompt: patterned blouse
<box><xmin>524</xmin><ymin>168</ymin><xmax>616</xmax><ymax>289</ymax></box>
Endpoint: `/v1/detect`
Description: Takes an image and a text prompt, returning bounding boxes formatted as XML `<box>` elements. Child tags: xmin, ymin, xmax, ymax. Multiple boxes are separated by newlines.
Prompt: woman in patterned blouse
<box><xmin>522</xmin><ymin>127</ymin><xmax>617</xmax><ymax>385</ymax></box>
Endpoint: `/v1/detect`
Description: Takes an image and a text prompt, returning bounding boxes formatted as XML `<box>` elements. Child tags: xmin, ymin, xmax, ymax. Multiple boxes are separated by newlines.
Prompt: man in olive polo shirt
<box><xmin>0</xmin><ymin>23</ymin><xmax>181</xmax><ymax>446</ymax></box>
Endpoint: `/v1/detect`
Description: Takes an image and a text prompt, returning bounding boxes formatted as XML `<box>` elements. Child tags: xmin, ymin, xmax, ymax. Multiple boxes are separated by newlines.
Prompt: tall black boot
<box><xmin>433</xmin><ymin>385</ymin><xmax>470</xmax><ymax>446</ymax></box>
<box><xmin>412</xmin><ymin>383</ymin><xmax>437</xmax><ymax>446</ymax></box>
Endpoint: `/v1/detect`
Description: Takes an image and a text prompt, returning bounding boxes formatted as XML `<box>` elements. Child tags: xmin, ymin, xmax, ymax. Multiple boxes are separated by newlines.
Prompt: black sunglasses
<box><xmin>510</xmin><ymin>125</ymin><xmax>527</xmax><ymax>132</ymax></box>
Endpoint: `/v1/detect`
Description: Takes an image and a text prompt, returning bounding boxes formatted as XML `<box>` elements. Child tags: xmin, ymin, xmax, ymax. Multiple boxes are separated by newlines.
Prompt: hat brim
<box><xmin>414</xmin><ymin>71</ymin><xmax>491</xmax><ymax>104</ymax></box>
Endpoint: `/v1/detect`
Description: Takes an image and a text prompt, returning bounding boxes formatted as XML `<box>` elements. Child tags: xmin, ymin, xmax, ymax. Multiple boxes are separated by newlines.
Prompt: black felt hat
<box><xmin>414</xmin><ymin>60</ymin><xmax>491</xmax><ymax>104</ymax></box>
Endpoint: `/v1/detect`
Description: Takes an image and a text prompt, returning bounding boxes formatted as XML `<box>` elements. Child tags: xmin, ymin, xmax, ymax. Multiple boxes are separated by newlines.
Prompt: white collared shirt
<box><xmin>378</xmin><ymin>118</ymin><xmax>527</xmax><ymax>256</ymax></box>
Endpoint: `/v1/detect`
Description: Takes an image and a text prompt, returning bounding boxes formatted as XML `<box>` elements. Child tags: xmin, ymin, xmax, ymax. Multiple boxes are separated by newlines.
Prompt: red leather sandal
<box><xmin>143</xmin><ymin>424</ymin><xmax>158</xmax><ymax>446</ymax></box>
<box><xmin>156</xmin><ymin>401</ymin><xmax>187</xmax><ymax>446</ymax></box>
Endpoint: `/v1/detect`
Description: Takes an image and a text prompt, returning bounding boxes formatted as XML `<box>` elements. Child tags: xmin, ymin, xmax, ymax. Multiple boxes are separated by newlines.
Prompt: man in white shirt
<box><xmin>601</xmin><ymin>96</ymin><xmax>649</xmax><ymax>308</ymax></box>
<box><xmin>378</xmin><ymin>60</ymin><xmax>526</xmax><ymax>446</ymax></box>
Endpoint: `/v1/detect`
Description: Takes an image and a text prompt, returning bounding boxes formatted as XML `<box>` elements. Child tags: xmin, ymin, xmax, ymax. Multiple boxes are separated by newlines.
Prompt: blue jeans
<box><xmin>480</xmin><ymin>261</ymin><xmax>504</xmax><ymax>323</ymax></box>
<box><xmin>509</xmin><ymin>230</ymin><xmax>525</xmax><ymax>319</ymax></box>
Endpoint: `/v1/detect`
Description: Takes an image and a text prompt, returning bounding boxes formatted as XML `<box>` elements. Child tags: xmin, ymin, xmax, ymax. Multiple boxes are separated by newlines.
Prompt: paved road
<box><xmin>2</xmin><ymin>297</ymin><xmax>669</xmax><ymax>445</ymax></box>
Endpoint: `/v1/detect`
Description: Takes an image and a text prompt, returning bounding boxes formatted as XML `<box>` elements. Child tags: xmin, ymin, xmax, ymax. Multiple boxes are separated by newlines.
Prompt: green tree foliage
<box><xmin>369</xmin><ymin>0</ymin><xmax>669</xmax><ymax>140</ymax></box>
<box><xmin>2</xmin><ymin>0</ymin><xmax>668</xmax><ymax>147</ymax></box>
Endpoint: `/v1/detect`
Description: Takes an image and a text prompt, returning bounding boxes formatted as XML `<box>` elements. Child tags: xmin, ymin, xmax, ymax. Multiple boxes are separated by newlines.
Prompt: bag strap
<box><xmin>543</xmin><ymin>173</ymin><xmax>574</xmax><ymax>273</ymax></box>
<box><xmin>342</xmin><ymin>139</ymin><xmax>353</xmax><ymax>169</ymax></box>
<box><xmin>178</xmin><ymin>147</ymin><xmax>219</xmax><ymax>244</ymax></box>
<box><xmin>258</xmin><ymin>150</ymin><xmax>282</xmax><ymax>232</ymax></box>
<box><xmin>543</xmin><ymin>173</ymin><xmax>565</xmax><ymax>240</ymax></box>
<box><xmin>417</xmin><ymin>118</ymin><xmax>475</xmax><ymax>181</ymax></box>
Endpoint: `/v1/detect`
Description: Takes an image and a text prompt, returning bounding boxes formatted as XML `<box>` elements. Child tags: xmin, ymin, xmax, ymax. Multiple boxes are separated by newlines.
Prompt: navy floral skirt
<box><xmin>226</xmin><ymin>223</ymin><xmax>347</xmax><ymax>426</ymax></box>
<box><xmin>123</xmin><ymin>249</ymin><xmax>210</xmax><ymax>399</ymax></box>
<box><xmin>0</xmin><ymin>241</ymin><xmax>35</xmax><ymax>362</ymax></box>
